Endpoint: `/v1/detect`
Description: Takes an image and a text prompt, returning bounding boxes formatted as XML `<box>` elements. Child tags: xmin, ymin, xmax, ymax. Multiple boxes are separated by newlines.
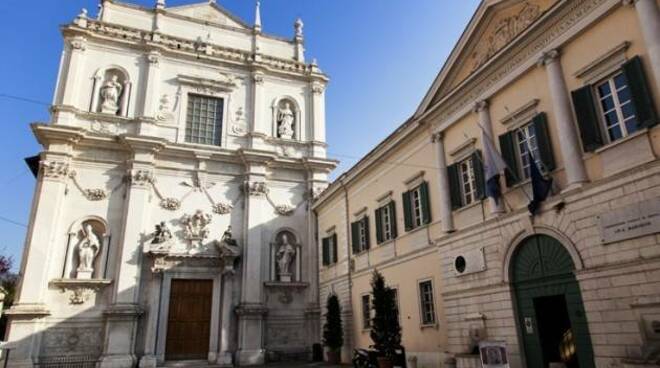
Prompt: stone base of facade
<box><xmin>236</xmin><ymin>349</ymin><xmax>266</xmax><ymax>366</ymax></box>
<box><xmin>99</xmin><ymin>354</ymin><xmax>138</xmax><ymax>368</ymax></box>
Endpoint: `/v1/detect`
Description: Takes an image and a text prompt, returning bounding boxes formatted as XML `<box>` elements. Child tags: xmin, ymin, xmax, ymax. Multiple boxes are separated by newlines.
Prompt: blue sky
<box><xmin>0</xmin><ymin>0</ymin><xmax>479</xmax><ymax>268</ymax></box>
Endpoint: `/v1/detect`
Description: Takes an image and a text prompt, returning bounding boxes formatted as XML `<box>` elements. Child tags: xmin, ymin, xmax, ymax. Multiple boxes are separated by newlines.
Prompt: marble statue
<box><xmin>277</xmin><ymin>102</ymin><xmax>295</xmax><ymax>139</ymax></box>
<box><xmin>276</xmin><ymin>234</ymin><xmax>296</xmax><ymax>282</ymax></box>
<box><xmin>182</xmin><ymin>210</ymin><xmax>212</xmax><ymax>241</ymax></box>
<box><xmin>217</xmin><ymin>226</ymin><xmax>241</xmax><ymax>274</ymax></box>
<box><xmin>152</xmin><ymin>221</ymin><xmax>172</xmax><ymax>244</ymax></box>
<box><xmin>100</xmin><ymin>75</ymin><xmax>123</xmax><ymax>114</ymax></box>
<box><xmin>76</xmin><ymin>224</ymin><xmax>101</xmax><ymax>279</ymax></box>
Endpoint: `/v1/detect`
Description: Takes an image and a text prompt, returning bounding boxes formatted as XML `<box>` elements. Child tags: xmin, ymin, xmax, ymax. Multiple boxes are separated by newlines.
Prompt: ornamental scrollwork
<box><xmin>213</xmin><ymin>202</ymin><xmax>233</xmax><ymax>215</ymax></box>
<box><xmin>160</xmin><ymin>197</ymin><xmax>181</xmax><ymax>211</ymax></box>
<box><xmin>84</xmin><ymin>189</ymin><xmax>107</xmax><ymax>201</ymax></box>
<box><xmin>275</xmin><ymin>204</ymin><xmax>295</xmax><ymax>216</ymax></box>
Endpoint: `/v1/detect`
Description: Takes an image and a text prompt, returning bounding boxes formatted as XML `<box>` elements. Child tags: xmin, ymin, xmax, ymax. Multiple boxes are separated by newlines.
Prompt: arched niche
<box><xmin>270</xmin><ymin>228</ymin><xmax>302</xmax><ymax>282</ymax></box>
<box><xmin>271</xmin><ymin>96</ymin><xmax>302</xmax><ymax>141</ymax></box>
<box><xmin>90</xmin><ymin>66</ymin><xmax>132</xmax><ymax>117</ymax></box>
<box><xmin>64</xmin><ymin>216</ymin><xmax>111</xmax><ymax>280</ymax></box>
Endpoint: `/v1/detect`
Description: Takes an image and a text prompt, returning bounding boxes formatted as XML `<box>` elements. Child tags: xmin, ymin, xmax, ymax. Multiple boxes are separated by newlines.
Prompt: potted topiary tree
<box><xmin>322</xmin><ymin>294</ymin><xmax>343</xmax><ymax>364</ymax></box>
<box><xmin>370</xmin><ymin>270</ymin><xmax>402</xmax><ymax>368</ymax></box>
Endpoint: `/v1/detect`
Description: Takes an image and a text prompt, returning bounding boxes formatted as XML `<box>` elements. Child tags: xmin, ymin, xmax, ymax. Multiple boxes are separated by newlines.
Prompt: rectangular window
<box><xmin>418</xmin><ymin>280</ymin><xmax>436</xmax><ymax>326</ymax></box>
<box><xmin>376</xmin><ymin>201</ymin><xmax>397</xmax><ymax>244</ymax></box>
<box><xmin>595</xmin><ymin>72</ymin><xmax>639</xmax><ymax>143</ymax></box>
<box><xmin>322</xmin><ymin>234</ymin><xmax>337</xmax><ymax>266</ymax></box>
<box><xmin>185</xmin><ymin>94</ymin><xmax>224</xmax><ymax>146</ymax></box>
<box><xmin>458</xmin><ymin>156</ymin><xmax>477</xmax><ymax>206</ymax></box>
<box><xmin>411</xmin><ymin>186</ymin><xmax>423</xmax><ymax>227</ymax></box>
<box><xmin>403</xmin><ymin>181</ymin><xmax>431</xmax><ymax>231</ymax></box>
<box><xmin>515</xmin><ymin>123</ymin><xmax>543</xmax><ymax>180</ymax></box>
<box><xmin>361</xmin><ymin>294</ymin><xmax>371</xmax><ymax>329</ymax></box>
<box><xmin>351</xmin><ymin>217</ymin><xmax>370</xmax><ymax>254</ymax></box>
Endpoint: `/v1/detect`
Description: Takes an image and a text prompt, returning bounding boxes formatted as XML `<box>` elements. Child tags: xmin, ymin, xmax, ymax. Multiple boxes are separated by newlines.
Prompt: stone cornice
<box><xmin>61</xmin><ymin>20</ymin><xmax>328</xmax><ymax>82</ymax></box>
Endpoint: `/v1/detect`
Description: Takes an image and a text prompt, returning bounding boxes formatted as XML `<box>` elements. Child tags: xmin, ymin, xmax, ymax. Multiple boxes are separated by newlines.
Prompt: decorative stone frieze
<box><xmin>50</xmin><ymin>279</ymin><xmax>112</xmax><ymax>305</ymax></box>
<box><xmin>274</xmin><ymin>204</ymin><xmax>295</xmax><ymax>216</ymax></box>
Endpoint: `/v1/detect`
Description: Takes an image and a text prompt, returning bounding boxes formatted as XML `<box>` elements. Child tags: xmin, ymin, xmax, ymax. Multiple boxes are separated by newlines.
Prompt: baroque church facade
<box><xmin>4</xmin><ymin>1</ymin><xmax>335</xmax><ymax>367</ymax></box>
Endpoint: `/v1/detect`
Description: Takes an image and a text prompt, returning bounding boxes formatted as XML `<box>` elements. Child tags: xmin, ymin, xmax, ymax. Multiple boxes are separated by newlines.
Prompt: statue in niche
<box><xmin>100</xmin><ymin>75</ymin><xmax>123</xmax><ymax>114</ymax></box>
<box><xmin>276</xmin><ymin>234</ymin><xmax>296</xmax><ymax>282</ymax></box>
<box><xmin>76</xmin><ymin>224</ymin><xmax>101</xmax><ymax>279</ymax></box>
<box><xmin>277</xmin><ymin>102</ymin><xmax>295</xmax><ymax>140</ymax></box>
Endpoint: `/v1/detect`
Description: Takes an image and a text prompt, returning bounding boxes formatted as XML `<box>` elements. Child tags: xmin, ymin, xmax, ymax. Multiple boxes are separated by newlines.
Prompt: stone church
<box><xmin>4</xmin><ymin>1</ymin><xmax>335</xmax><ymax>367</ymax></box>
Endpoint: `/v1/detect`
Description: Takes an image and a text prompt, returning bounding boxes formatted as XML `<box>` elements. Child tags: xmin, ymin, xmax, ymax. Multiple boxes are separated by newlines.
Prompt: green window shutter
<box><xmin>499</xmin><ymin>131</ymin><xmax>520</xmax><ymax>187</ymax></box>
<box><xmin>350</xmin><ymin>221</ymin><xmax>360</xmax><ymax>254</ymax></box>
<box><xmin>623</xmin><ymin>56</ymin><xmax>658</xmax><ymax>129</ymax></box>
<box><xmin>472</xmin><ymin>151</ymin><xmax>486</xmax><ymax>200</ymax></box>
<box><xmin>375</xmin><ymin>208</ymin><xmax>384</xmax><ymax>244</ymax></box>
<box><xmin>362</xmin><ymin>216</ymin><xmax>371</xmax><ymax>250</ymax></box>
<box><xmin>322</xmin><ymin>237</ymin><xmax>330</xmax><ymax>266</ymax></box>
<box><xmin>420</xmin><ymin>181</ymin><xmax>432</xmax><ymax>224</ymax></box>
<box><xmin>332</xmin><ymin>233</ymin><xmax>338</xmax><ymax>263</ymax></box>
<box><xmin>402</xmin><ymin>191</ymin><xmax>413</xmax><ymax>231</ymax></box>
<box><xmin>532</xmin><ymin>112</ymin><xmax>556</xmax><ymax>171</ymax></box>
<box><xmin>389</xmin><ymin>201</ymin><xmax>398</xmax><ymax>238</ymax></box>
<box><xmin>571</xmin><ymin>85</ymin><xmax>604</xmax><ymax>152</ymax></box>
<box><xmin>447</xmin><ymin>163</ymin><xmax>463</xmax><ymax>209</ymax></box>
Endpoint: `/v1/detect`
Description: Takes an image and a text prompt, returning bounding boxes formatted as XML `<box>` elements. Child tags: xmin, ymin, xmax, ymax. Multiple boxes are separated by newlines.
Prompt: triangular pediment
<box><xmin>416</xmin><ymin>0</ymin><xmax>557</xmax><ymax>117</ymax></box>
<box><xmin>167</xmin><ymin>2</ymin><xmax>250</xmax><ymax>29</ymax></box>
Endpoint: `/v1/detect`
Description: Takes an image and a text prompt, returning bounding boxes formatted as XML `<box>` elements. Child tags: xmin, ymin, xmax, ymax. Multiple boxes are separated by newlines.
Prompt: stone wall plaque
<box><xmin>598</xmin><ymin>198</ymin><xmax>660</xmax><ymax>244</ymax></box>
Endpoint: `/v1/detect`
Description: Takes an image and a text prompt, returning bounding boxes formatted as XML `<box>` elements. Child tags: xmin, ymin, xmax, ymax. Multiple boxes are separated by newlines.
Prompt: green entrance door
<box><xmin>511</xmin><ymin>234</ymin><xmax>595</xmax><ymax>368</ymax></box>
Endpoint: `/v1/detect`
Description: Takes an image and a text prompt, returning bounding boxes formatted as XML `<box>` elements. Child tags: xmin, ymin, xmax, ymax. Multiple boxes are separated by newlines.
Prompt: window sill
<box><xmin>453</xmin><ymin>200</ymin><xmax>483</xmax><ymax>214</ymax></box>
<box><xmin>594</xmin><ymin>128</ymin><xmax>648</xmax><ymax>154</ymax></box>
<box><xmin>376</xmin><ymin>238</ymin><xmax>395</xmax><ymax>247</ymax></box>
<box><xmin>419</xmin><ymin>322</ymin><xmax>438</xmax><ymax>330</ymax></box>
<box><xmin>404</xmin><ymin>223</ymin><xmax>430</xmax><ymax>235</ymax></box>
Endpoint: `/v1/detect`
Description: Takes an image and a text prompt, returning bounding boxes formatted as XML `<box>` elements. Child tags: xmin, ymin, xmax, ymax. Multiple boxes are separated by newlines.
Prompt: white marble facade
<box><xmin>4</xmin><ymin>1</ymin><xmax>335</xmax><ymax>367</ymax></box>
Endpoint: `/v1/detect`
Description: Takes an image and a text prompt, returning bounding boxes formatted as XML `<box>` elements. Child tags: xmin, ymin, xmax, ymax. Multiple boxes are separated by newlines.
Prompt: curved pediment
<box><xmin>416</xmin><ymin>0</ymin><xmax>557</xmax><ymax>117</ymax></box>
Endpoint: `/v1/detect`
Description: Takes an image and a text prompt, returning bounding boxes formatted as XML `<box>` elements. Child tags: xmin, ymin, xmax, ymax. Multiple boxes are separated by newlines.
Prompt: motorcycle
<box><xmin>352</xmin><ymin>346</ymin><xmax>407</xmax><ymax>368</ymax></box>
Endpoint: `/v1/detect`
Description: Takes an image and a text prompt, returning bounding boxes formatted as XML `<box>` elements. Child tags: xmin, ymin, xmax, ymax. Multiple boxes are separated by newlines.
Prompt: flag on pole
<box><xmin>481</xmin><ymin>128</ymin><xmax>508</xmax><ymax>203</ymax></box>
<box><xmin>527</xmin><ymin>148</ymin><xmax>553</xmax><ymax>215</ymax></box>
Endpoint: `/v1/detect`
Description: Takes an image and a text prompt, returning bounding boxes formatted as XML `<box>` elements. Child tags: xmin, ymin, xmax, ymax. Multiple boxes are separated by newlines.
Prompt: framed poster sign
<box><xmin>479</xmin><ymin>341</ymin><xmax>510</xmax><ymax>368</ymax></box>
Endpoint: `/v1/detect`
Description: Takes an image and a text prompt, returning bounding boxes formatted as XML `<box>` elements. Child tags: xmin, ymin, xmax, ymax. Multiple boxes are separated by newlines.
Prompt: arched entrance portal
<box><xmin>511</xmin><ymin>234</ymin><xmax>594</xmax><ymax>368</ymax></box>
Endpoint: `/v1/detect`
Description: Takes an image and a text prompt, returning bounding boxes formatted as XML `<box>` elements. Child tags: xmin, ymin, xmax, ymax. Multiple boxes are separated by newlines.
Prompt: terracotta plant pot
<box><xmin>377</xmin><ymin>356</ymin><xmax>393</xmax><ymax>368</ymax></box>
<box><xmin>326</xmin><ymin>350</ymin><xmax>341</xmax><ymax>364</ymax></box>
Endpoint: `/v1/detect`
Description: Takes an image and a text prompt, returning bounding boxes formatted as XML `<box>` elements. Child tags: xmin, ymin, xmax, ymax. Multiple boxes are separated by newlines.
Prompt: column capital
<box><xmin>473</xmin><ymin>100</ymin><xmax>489</xmax><ymax>113</ymax></box>
<box><xmin>69</xmin><ymin>36</ymin><xmax>87</xmax><ymax>52</ymax></box>
<box><xmin>537</xmin><ymin>48</ymin><xmax>561</xmax><ymax>67</ymax></box>
<box><xmin>431</xmin><ymin>131</ymin><xmax>444</xmax><ymax>143</ymax></box>
<box><xmin>146</xmin><ymin>50</ymin><xmax>161</xmax><ymax>65</ymax></box>
<box><xmin>252</xmin><ymin>71</ymin><xmax>265</xmax><ymax>85</ymax></box>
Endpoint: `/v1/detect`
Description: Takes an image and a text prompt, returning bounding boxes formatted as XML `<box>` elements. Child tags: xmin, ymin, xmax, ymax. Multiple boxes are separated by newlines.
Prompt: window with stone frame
<box><xmin>418</xmin><ymin>280</ymin><xmax>436</xmax><ymax>326</ymax></box>
<box><xmin>447</xmin><ymin>151</ymin><xmax>485</xmax><ymax>210</ymax></box>
<box><xmin>375</xmin><ymin>201</ymin><xmax>397</xmax><ymax>244</ymax></box>
<box><xmin>321</xmin><ymin>233</ymin><xmax>338</xmax><ymax>266</ymax></box>
<box><xmin>498</xmin><ymin>113</ymin><xmax>556</xmax><ymax>187</ymax></box>
<box><xmin>361</xmin><ymin>294</ymin><xmax>371</xmax><ymax>329</ymax></box>
<box><xmin>402</xmin><ymin>181</ymin><xmax>431</xmax><ymax>232</ymax></box>
<box><xmin>593</xmin><ymin>72</ymin><xmax>639</xmax><ymax>143</ymax></box>
<box><xmin>571</xmin><ymin>56</ymin><xmax>658</xmax><ymax>153</ymax></box>
<box><xmin>351</xmin><ymin>217</ymin><xmax>370</xmax><ymax>254</ymax></box>
<box><xmin>185</xmin><ymin>94</ymin><xmax>224</xmax><ymax>146</ymax></box>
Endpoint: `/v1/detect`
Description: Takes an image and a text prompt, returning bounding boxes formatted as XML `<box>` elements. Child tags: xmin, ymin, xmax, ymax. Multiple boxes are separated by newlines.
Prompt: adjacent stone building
<box><xmin>4</xmin><ymin>1</ymin><xmax>335</xmax><ymax>367</ymax></box>
<box><xmin>315</xmin><ymin>0</ymin><xmax>660</xmax><ymax>367</ymax></box>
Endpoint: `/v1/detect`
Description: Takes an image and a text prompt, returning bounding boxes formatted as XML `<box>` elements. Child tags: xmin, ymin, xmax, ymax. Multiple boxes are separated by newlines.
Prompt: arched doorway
<box><xmin>511</xmin><ymin>234</ymin><xmax>594</xmax><ymax>368</ymax></box>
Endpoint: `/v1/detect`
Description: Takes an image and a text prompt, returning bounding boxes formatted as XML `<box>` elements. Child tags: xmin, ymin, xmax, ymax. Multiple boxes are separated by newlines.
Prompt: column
<box><xmin>236</xmin><ymin>160</ymin><xmax>269</xmax><ymax>366</ymax></box>
<box><xmin>626</xmin><ymin>0</ymin><xmax>660</xmax><ymax>92</ymax></box>
<box><xmin>120</xmin><ymin>80</ymin><xmax>132</xmax><ymax>118</ymax></box>
<box><xmin>61</xmin><ymin>36</ymin><xmax>87</xmax><ymax>107</ymax></box>
<box><xmin>538</xmin><ymin>49</ymin><xmax>588</xmax><ymax>189</ymax></box>
<box><xmin>474</xmin><ymin>100</ymin><xmax>505</xmax><ymax>215</ymax></box>
<box><xmin>310</xmin><ymin>81</ymin><xmax>327</xmax><ymax>157</ymax></box>
<box><xmin>90</xmin><ymin>74</ymin><xmax>103</xmax><ymax>112</ymax></box>
<box><xmin>4</xmin><ymin>154</ymin><xmax>71</xmax><ymax>367</ymax></box>
<box><xmin>217</xmin><ymin>272</ymin><xmax>235</xmax><ymax>367</ymax></box>
<box><xmin>141</xmin><ymin>51</ymin><xmax>161</xmax><ymax>119</ymax></box>
<box><xmin>249</xmin><ymin>71</ymin><xmax>267</xmax><ymax>150</ymax></box>
<box><xmin>100</xmin><ymin>139</ymin><xmax>160</xmax><ymax>368</ymax></box>
<box><xmin>433</xmin><ymin>132</ymin><xmax>454</xmax><ymax>232</ymax></box>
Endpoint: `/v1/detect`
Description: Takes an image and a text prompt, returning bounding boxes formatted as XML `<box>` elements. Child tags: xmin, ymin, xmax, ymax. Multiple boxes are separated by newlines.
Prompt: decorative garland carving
<box><xmin>213</xmin><ymin>202</ymin><xmax>234</xmax><ymax>215</ymax></box>
<box><xmin>50</xmin><ymin>279</ymin><xmax>112</xmax><ymax>305</ymax></box>
<box><xmin>68</xmin><ymin>170</ymin><xmax>114</xmax><ymax>201</ymax></box>
<box><xmin>243</xmin><ymin>181</ymin><xmax>269</xmax><ymax>197</ymax></box>
<box><xmin>159</xmin><ymin>197</ymin><xmax>181</xmax><ymax>211</ymax></box>
<box><xmin>127</xmin><ymin>169</ymin><xmax>155</xmax><ymax>187</ymax></box>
